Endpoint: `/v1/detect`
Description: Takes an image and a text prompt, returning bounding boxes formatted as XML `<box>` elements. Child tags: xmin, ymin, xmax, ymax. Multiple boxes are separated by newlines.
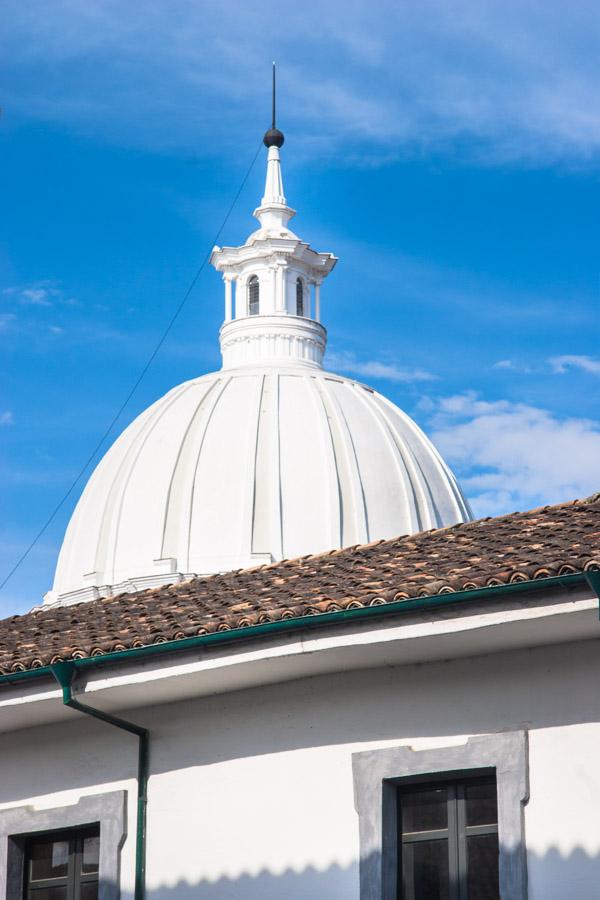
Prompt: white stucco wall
<box><xmin>1</xmin><ymin>637</ymin><xmax>600</xmax><ymax>899</ymax></box>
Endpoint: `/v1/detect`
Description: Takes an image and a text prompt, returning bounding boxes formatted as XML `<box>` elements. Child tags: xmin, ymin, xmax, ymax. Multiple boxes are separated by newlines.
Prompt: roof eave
<box><xmin>1</xmin><ymin>571</ymin><xmax>597</xmax><ymax>688</ymax></box>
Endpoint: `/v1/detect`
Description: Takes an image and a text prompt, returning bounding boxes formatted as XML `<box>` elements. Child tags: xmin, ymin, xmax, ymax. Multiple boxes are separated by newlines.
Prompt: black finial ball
<box><xmin>263</xmin><ymin>127</ymin><xmax>285</xmax><ymax>148</ymax></box>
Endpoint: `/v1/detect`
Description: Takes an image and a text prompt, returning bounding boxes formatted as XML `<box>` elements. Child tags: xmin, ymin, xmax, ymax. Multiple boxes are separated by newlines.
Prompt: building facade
<box><xmin>1</xmin><ymin>498</ymin><xmax>600</xmax><ymax>899</ymax></box>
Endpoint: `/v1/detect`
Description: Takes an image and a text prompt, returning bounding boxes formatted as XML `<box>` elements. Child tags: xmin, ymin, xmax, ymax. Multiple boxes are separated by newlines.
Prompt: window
<box><xmin>399</xmin><ymin>775</ymin><xmax>498</xmax><ymax>900</ymax></box>
<box><xmin>0</xmin><ymin>791</ymin><xmax>124</xmax><ymax>900</ymax></box>
<box><xmin>296</xmin><ymin>277</ymin><xmax>304</xmax><ymax>316</ymax></box>
<box><xmin>353</xmin><ymin>733</ymin><xmax>527</xmax><ymax>900</ymax></box>
<box><xmin>24</xmin><ymin>826</ymin><xmax>100</xmax><ymax>900</ymax></box>
<box><xmin>248</xmin><ymin>275</ymin><xmax>259</xmax><ymax>315</ymax></box>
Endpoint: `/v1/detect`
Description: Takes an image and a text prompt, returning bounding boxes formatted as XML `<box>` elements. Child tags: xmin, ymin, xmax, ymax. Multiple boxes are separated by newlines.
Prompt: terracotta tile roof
<box><xmin>1</xmin><ymin>495</ymin><xmax>600</xmax><ymax>675</ymax></box>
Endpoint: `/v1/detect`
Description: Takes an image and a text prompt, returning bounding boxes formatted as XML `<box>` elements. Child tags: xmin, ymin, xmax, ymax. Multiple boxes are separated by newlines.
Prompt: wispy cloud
<box><xmin>4</xmin><ymin>282</ymin><xmax>79</xmax><ymax>309</ymax></box>
<box><xmin>492</xmin><ymin>359</ymin><xmax>534</xmax><ymax>374</ymax></box>
<box><xmin>0</xmin><ymin>411</ymin><xmax>14</xmax><ymax>426</ymax></box>
<box><xmin>328</xmin><ymin>350</ymin><xmax>435</xmax><ymax>383</ymax></box>
<box><xmin>549</xmin><ymin>354</ymin><xmax>600</xmax><ymax>375</ymax></box>
<box><xmin>426</xmin><ymin>391</ymin><xmax>600</xmax><ymax>517</ymax></box>
<box><xmin>0</xmin><ymin>281</ymin><xmax>113</xmax><ymax>349</ymax></box>
<box><xmin>5</xmin><ymin>1</ymin><xmax>600</xmax><ymax>164</ymax></box>
<box><xmin>20</xmin><ymin>287</ymin><xmax>52</xmax><ymax>306</ymax></box>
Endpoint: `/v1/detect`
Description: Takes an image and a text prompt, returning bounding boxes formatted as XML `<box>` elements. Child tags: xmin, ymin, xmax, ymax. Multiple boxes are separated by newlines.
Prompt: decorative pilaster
<box><xmin>223</xmin><ymin>274</ymin><xmax>234</xmax><ymax>322</ymax></box>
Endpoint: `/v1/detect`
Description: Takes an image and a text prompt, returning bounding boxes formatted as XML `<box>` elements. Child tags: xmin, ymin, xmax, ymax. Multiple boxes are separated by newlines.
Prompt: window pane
<box><xmin>248</xmin><ymin>276</ymin><xmax>259</xmax><ymax>315</ymax></box>
<box><xmin>80</xmin><ymin>882</ymin><xmax>99</xmax><ymax>900</ymax></box>
<box><xmin>467</xmin><ymin>834</ymin><xmax>499</xmax><ymax>899</ymax></box>
<box><xmin>403</xmin><ymin>840</ymin><xmax>449</xmax><ymax>900</ymax></box>
<box><xmin>29</xmin><ymin>840</ymin><xmax>69</xmax><ymax>880</ymax></box>
<box><xmin>296</xmin><ymin>278</ymin><xmax>304</xmax><ymax>316</ymax></box>
<box><xmin>402</xmin><ymin>787</ymin><xmax>448</xmax><ymax>833</ymax></box>
<box><xmin>465</xmin><ymin>781</ymin><xmax>498</xmax><ymax>827</ymax></box>
<box><xmin>82</xmin><ymin>835</ymin><xmax>100</xmax><ymax>873</ymax></box>
<box><xmin>29</xmin><ymin>888</ymin><xmax>68</xmax><ymax>900</ymax></box>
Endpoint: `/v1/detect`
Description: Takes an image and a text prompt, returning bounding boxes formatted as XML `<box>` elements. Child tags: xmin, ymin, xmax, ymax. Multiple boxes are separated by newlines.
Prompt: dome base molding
<box><xmin>43</xmin><ymin>571</ymin><xmax>195</xmax><ymax>609</ymax></box>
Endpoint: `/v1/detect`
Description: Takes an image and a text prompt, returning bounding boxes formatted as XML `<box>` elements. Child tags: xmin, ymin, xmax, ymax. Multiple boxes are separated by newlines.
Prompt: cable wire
<box><xmin>0</xmin><ymin>141</ymin><xmax>263</xmax><ymax>593</ymax></box>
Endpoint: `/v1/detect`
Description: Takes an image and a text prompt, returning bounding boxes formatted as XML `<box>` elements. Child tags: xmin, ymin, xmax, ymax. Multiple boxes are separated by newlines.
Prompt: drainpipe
<box><xmin>50</xmin><ymin>661</ymin><xmax>148</xmax><ymax>900</ymax></box>
<box><xmin>588</xmin><ymin>570</ymin><xmax>600</xmax><ymax>606</ymax></box>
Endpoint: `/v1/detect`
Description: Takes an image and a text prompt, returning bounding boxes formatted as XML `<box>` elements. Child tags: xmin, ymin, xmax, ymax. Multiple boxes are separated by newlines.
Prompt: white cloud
<box><xmin>0</xmin><ymin>411</ymin><xmax>14</xmax><ymax>426</ymax></box>
<box><xmin>20</xmin><ymin>288</ymin><xmax>52</xmax><ymax>306</ymax></box>
<box><xmin>4</xmin><ymin>282</ymin><xmax>80</xmax><ymax>310</ymax></box>
<box><xmin>549</xmin><ymin>354</ymin><xmax>600</xmax><ymax>375</ymax></box>
<box><xmin>492</xmin><ymin>359</ymin><xmax>536</xmax><ymax>374</ymax></box>
<box><xmin>5</xmin><ymin>1</ymin><xmax>600</xmax><ymax>164</ymax></box>
<box><xmin>328</xmin><ymin>350</ymin><xmax>435</xmax><ymax>383</ymax></box>
<box><xmin>428</xmin><ymin>391</ymin><xmax>600</xmax><ymax>518</ymax></box>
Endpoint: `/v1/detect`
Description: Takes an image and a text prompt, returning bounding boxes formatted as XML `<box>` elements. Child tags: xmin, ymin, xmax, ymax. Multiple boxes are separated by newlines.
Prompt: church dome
<box><xmin>46</xmin><ymin>114</ymin><xmax>472</xmax><ymax>606</ymax></box>
<box><xmin>47</xmin><ymin>364</ymin><xmax>471</xmax><ymax>605</ymax></box>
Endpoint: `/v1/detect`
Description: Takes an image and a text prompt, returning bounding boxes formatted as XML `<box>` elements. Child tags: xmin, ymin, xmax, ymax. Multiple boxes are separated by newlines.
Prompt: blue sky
<box><xmin>2</xmin><ymin>0</ymin><xmax>600</xmax><ymax>615</ymax></box>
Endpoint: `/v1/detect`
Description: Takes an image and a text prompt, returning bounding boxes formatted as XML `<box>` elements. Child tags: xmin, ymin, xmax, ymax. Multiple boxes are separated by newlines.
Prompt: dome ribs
<box><xmin>51</xmin><ymin>359</ymin><xmax>477</xmax><ymax>608</ymax></box>
<box><xmin>2</xmin><ymin>493</ymin><xmax>600</xmax><ymax>672</ymax></box>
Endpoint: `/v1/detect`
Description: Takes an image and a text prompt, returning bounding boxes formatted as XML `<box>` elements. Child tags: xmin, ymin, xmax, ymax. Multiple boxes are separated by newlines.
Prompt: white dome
<box><xmin>46</xmin><ymin>138</ymin><xmax>473</xmax><ymax>606</ymax></box>
<box><xmin>47</xmin><ymin>364</ymin><xmax>472</xmax><ymax>606</ymax></box>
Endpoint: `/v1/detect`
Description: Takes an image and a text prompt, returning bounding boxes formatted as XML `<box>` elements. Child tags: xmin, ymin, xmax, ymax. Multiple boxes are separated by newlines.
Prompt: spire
<box><xmin>209</xmin><ymin>61</ymin><xmax>337</xmax><ymax>370</ymax></box>
<box><xmin>262</xmin><ymin>146</ymin><xmax>286</xmax><ymax>206</ymax></box>
<box><xmin>261</xmin><ymin>63</ymin><xmax>286</xmax><ymax>207</ymax></box>
<box><xmin>262</xmin><ymin>62</ymin><xmax>285</xmax><ymax>149</ymax></box>
<box><xmin>255</xmin><ymin>63</ymin><xmax>293</xmax><ymax>230</ymax></box>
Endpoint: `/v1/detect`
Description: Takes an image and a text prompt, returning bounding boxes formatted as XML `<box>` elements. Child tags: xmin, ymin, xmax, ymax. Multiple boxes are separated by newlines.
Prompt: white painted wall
<box><xmin>2</xmin><ymin>638</ymin><xmax>600</xmax><ymax>899</ymax></box>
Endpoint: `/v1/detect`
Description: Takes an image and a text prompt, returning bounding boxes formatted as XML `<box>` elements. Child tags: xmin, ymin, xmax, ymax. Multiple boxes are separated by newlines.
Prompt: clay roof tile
<box><xmin>1</xmin><ymin>494</ymin><xmax>599</xmax><ymax>674</ymax></box>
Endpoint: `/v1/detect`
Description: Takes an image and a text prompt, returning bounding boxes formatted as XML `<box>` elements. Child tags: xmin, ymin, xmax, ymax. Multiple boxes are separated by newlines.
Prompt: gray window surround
<box><xmin>0</xmin><ymin>791</ymin><xmax>126</xmax><ymax>900</ymax></box>
<box><xmin>352</xmin><ymin>731</ymin><xmax>528</xmax><ymax>900</ymax></box>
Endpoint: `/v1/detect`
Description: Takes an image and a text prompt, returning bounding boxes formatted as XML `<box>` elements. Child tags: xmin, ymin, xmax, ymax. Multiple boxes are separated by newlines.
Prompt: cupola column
<box><xmin>235</xmin><ymin>277</ymin><xmax>245</xmax><ymax>319</ymax></box>
<box><xmin>275</xmin><ymin>259</ymin><xmax>286</xmax><ymax>312</ymax></box>
<box><xmin>314</xmin><ymin>281</ymin><xmax>321</xmax><ymax>323</ymax></box>
<box><xmin>270</xmin><ymin>265</ymin><xmax>277</xmax><ymax>312</ymax></box>
<box><xmin>223</xmin><ymin>274</ymin><xmax>234</xmax><ymax>322</ymax></box>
